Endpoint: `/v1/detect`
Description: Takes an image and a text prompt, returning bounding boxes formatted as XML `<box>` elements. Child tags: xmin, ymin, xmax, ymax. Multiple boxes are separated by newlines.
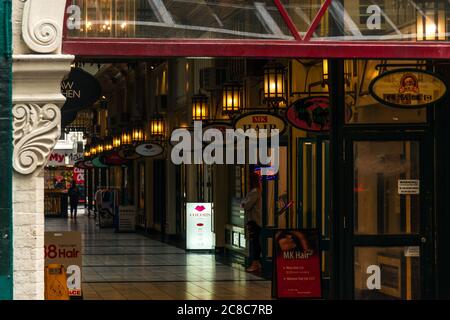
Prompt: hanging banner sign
<box><xmin>73</xmin><ymin>168</ymin><xmax>85</xmax><ymax>185</ymax></box>
<box><xmin>61</xmin><ymin>68</ymin><xmax>102</xmax><ymax>112</ymax></box>
<box><xmin>186</xmin><ymin>203</ymin><xmax>214</xmax><ymax>250</ymax></box>
<box><xmin>45</xmin><ymin>232</ymin><xmax>82</xmax><ymax>298</ymax></box>
<box><xmin>119</xmin><ymin>145</ymin><xmax>142</xmax><ymax>160</ymax></box>
<box><xmin>369</xmin><ymin>69</ymin><xmax>447</xmax><ymax>108</ymax></box>
<box><xmin>286</xmin><ymin>96</ymin><xmax>331</xmax><ymax>132</ymax></box>
<box><xmin>135</xmin><ymin>142</ymin><xmax>164</xmax><ymax>158</ymax></box>
<box><xmin>273</xmin><ymin>229</ymin><xmax>322</xmax><ymax>299</ymax></box>
<box><xmin>234</xmin><ymin>112</ymin><xmax>286</xmax><ymax>137</ymax></box>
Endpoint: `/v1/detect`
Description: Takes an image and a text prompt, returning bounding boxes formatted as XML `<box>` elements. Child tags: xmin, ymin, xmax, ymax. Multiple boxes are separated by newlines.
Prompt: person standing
<box><xmin>68</xmin><ymin>183</ymin><xmax>80</xmax><ymax>219</ymax></box>
<box><xmin>241</xmin><ymin>173</ymin><xmax>263</xmax><ymax>272</ymax></box>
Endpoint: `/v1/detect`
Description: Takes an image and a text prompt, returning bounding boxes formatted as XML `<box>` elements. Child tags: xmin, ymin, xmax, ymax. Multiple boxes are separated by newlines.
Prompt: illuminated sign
<box><xmin>369</xmin><ymin>69</ymin><xmax>447</xmax><ymax>108</ymax></box>
<box><xmin>186</xmin><ymin>203</ymin><xmax>214</xmax><ymax>250</ymax></box>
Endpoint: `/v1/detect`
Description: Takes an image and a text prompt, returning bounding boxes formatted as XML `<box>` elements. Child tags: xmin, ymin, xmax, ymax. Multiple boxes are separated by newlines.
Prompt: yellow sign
<box><xmin>45</xmin><ymin>264</ymin><xmax>70</xmax><ymax>300</ymax></box>
<box><xmin>369</xmin><ymin>69</ymin><xmax>447</xmax><ymax>108</ymax></box>
<box><xmin>234</xmin><ymin>112</ymin><xmax>286</xmax><ymax>136</ymax></box>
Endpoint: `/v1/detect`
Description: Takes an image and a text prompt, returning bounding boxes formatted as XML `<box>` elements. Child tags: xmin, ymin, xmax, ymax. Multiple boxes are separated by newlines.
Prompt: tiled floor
<box><xmin>45</xmin><ymin>212</ymin><xmax>272</xmax><ymax>300</ymax></box>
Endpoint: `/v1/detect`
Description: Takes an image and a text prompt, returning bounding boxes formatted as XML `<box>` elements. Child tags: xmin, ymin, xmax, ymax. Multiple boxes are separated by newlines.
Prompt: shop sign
<box><xmin>286</xmin><ymin>96</ymin><xmax>331</xmax><ymax>132</ymax></box>
<box><xmin>61</xmin><ymin>68</ymin><xmax>102</xmax><ymax>112</ymax></box>
<box><xmin>48</xmin><ymin>152</ymin><xmax>83</xmax><ymax>166</ymax></box>
<box><xmin>45</xmin><ymin>232</ymin><xmax>82</xmax><ymax>298</ymax></box>
<box><xmin>273</xmin><ymin>228</ymin><xmax>322</xmax><ymax>299</ymax></box>
<box><xmin>118</xmin><ymin>145</ymin><xmax>142</xmax><ymax>160</ymax></box>
<box><xmin>73</xmin><ymin>167</ymin><xmax>84</xmax><ymax>185</ymax></box>
<box><xmin>101</xmin><ymin>151</ymin><xmax>128</xmax><ymax>166</ymax></box>
<box><xmin>234</xmin><ymin>112</ymin><xmax>286</xmax><ymax>137</ymax></box>
<box><xmin>92</xmin><ymin>156</ymin><xmax>108</xmax><ymax>168</ymax></box>
<box><xmin>135</xmin><ymin>142</ymin><xmax>164</xmax><ymax>158</ymax></box>
<box><xmin>186</xmin><ymin>203</ymin><xmax>214</xmax><ymax>250</ymax></box>
<box><xmin>369</xmin><ymin>69</ymin><xmax>447</xmax><ymax>108</ymax></box>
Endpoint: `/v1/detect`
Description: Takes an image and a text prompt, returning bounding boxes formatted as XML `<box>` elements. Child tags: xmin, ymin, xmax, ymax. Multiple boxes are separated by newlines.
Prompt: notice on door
<box><xmin>45</xmin><ymin>232</ymin><xmax>82</xmax><ymax>298</ymax></box>
<box><xmin>273</xmin><ymin>229</ymin><xmax>322</xmax><ymax>299</ymax></box>
<box><xmin>398</xmin><ymin>180</ymin><xmax>420</xmax><ymax>195</ymax></box>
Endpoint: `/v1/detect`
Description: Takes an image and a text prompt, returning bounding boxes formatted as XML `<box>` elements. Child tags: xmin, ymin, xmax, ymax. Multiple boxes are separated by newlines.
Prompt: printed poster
<box><xmin>273</xmin><ymin>229</ymin><xmax>322</xmax><ymax>299</ymax></box>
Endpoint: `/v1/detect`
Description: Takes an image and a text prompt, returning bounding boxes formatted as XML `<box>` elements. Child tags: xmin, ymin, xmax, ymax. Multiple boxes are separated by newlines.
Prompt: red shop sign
<box><xmin>273</xmin><ymin>229</ymin><xmax>322</xmax><ymax>299</ymax></box>
<box><xmin>286</xmin><ymin>96</ymin><xmax>331</xmax><ymax>132</ymax></box>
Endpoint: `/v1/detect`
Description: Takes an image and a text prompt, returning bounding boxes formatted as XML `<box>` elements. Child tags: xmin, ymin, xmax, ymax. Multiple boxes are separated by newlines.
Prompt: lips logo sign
<box><xmin>197</xmin><ymin>223</ymin><xmax>204</xmax><ymax>227</ymax></box>
<box><xmin>195</xmin><ymin>205</ymin><xmax>206</xmax><ymax>212</ymax></box>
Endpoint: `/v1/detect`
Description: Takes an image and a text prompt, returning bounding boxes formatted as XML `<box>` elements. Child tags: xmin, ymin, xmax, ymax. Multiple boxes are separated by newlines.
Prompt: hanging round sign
<box><xmin>234</xmin><ymin>112</ymin><xmax>286</xmax><ymax>137</ymax></box>
<box><xmin>101</xmin><ymin>151</ymin><xmax>129</xmax><ymax>166</ymax></box>
<box><xmin>135</xmin><ymin>142</ymin><xmax>164</xmax><ymax>158</ymax></box>
<box><xmin>369</xmin><ymin>68</ymin><xmax>447</xmax><ymax>109</ymax></box>
<box><xmin>118</xmin><ymin>145</ymin><xmax>142</xmax><ymax>160</ymax></box>
<box><xmin>92</xmin><ymin>157</ymin><xmax>108</xmax><ymax>168</ymax></box>
<box><xmin>286</xmin><ymin>96</ymin><xmax>331</xmax><ymax>132</ymax></box>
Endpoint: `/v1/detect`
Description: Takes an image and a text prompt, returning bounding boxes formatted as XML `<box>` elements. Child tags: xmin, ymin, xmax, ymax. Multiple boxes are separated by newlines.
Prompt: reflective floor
<box><xmin>45</xmin><ymin>211</ymin><xmax>272</xmax><ymax>300</ymax></box>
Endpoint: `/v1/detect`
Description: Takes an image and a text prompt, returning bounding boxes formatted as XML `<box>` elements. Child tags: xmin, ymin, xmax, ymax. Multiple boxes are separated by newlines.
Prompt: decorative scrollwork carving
<box><xmin>21</xmin><ymin>0</ymin><xmax>65</xmax><ymax>53</ymax></box>
<box><xmin>13</xmin><ymin>104</ymin><xmax>61</xmax><ymax>175</ymax></box>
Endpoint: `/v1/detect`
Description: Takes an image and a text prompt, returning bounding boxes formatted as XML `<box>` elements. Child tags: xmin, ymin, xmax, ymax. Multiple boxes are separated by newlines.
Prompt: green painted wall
<box><xmin>0</xmin><ymin>0</ymin><xmax>12</xmax><ymax>300</ymax></box>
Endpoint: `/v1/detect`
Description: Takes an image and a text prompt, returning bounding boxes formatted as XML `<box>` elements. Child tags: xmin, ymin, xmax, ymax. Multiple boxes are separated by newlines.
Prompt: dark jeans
<box><xmin>70</xmin><ymin>201</ymin><xmax>78</xmax><ymax>217</ymax></box>
<box><xmin>247</xmin><ymin>221</ymin><xmax>261</xmax><ymax>263</ymax></box>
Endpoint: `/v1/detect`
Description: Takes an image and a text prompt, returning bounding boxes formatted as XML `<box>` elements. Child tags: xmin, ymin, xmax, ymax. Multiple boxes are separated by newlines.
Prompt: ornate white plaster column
<box><xmin>12</xmin><ymin>0</ymin><xmax>74</xmax><ymax>300</ymax></box>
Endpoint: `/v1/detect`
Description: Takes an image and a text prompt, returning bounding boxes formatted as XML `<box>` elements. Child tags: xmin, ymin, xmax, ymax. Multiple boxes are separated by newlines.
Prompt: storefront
<box><xmin>57</xmin><ymin>0</ymin><xmax>450</xmax><ymax>299</ymax></box>
<box><xmin>6</xmin><ymin>0</ymin><xmax>450</xmax><ymax>300</ymax></box>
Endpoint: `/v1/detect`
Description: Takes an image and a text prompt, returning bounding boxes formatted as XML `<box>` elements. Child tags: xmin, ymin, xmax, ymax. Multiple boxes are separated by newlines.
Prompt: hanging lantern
<box><xmin>113</xmin><ymin>135</ymin><xmax>122</xmax><ymax>149</ymax></box>
<box><xmin>323</xmin><ymin>59</ymin><xmax>329</xmax><ymax>81</ymax></box>
<box><xmin>192</xmin><ymin>93</ymin><xmax>209</xmax><ymax>121</ymax></box>
<box><xmin>121</xmin><ymin>130</ymin><xmax>132</xmax><ymax>146</ymax></box>
<box><xmin>104</xmin><ymin>137</ymin><xmax>113</xmax><ymax>152</ymax></box>
<box><xmin>90</xmin><ymin>144</ymin><xmax>97</xmax><ymax>156</ymax></box>
<box><xmin>132</xmin><ymin>125</ymin><xmax>145</xmax><ymax>143</ymax></box>
<box><xmin>222</xmin><ymin>82</ymin><xmax>243</xmax><ymax>115</ymax></box>
<box><xmin>150</xmin><ymin>114</ymin><xmax>166</xmax><ymax>139</ymax></box>
<box><xmin>84</xmin><ymin>148</ymin><xmax>91</xmax><ymax>158</ymax></box>
<box><xmin>96</xmin><ymin>141</ymin><xmax>104</xmax><ymax>154</ymax></box>
<box><xmin>264</xmin><ymin>61</ymin><xmax>286</xmax><ymax>103</ymax></box>
<box><xmin>417</xmin><ymin>1</ymin><xmax>446</xmax><ymax>41</ymax></box>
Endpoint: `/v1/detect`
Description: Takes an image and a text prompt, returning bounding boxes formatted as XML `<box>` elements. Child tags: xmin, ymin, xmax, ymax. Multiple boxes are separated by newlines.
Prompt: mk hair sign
<box><xmin>171</xmin><ymin>121</ymin><xmax>280</xmax><ymax>175</ymax></box>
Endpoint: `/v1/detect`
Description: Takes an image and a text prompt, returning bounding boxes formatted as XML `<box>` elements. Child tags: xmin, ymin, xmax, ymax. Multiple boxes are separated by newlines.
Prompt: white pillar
<box><xmin>11</xmin><ymin>0</ymin><xmax>73</xmax><ymax>300</ymax></box>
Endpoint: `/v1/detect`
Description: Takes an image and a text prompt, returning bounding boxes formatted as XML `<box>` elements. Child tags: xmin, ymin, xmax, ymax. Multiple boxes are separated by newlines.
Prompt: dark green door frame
<box><xmin>0</xmin><ymin>0</ymin><xmax>13</xmax><ymax>300</ymax></box>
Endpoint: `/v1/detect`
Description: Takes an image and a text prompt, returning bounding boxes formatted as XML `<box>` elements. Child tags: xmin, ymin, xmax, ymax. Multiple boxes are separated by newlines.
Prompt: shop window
<box><xmin>67</xmin><ymin>0</ymin><xmax>293</xmax><ymax>40</ymax></box>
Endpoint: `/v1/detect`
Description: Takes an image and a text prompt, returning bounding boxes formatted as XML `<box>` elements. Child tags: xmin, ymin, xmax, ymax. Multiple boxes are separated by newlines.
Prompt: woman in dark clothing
<box><xmin>241</xmin><ymin>173</ymin><xmax>263</xmax><ymax>272</ymax></box>
<box><xmin>68</xmin><ymin>183</ymin><xmax>80</xmax><ymax>219</ymax></box>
